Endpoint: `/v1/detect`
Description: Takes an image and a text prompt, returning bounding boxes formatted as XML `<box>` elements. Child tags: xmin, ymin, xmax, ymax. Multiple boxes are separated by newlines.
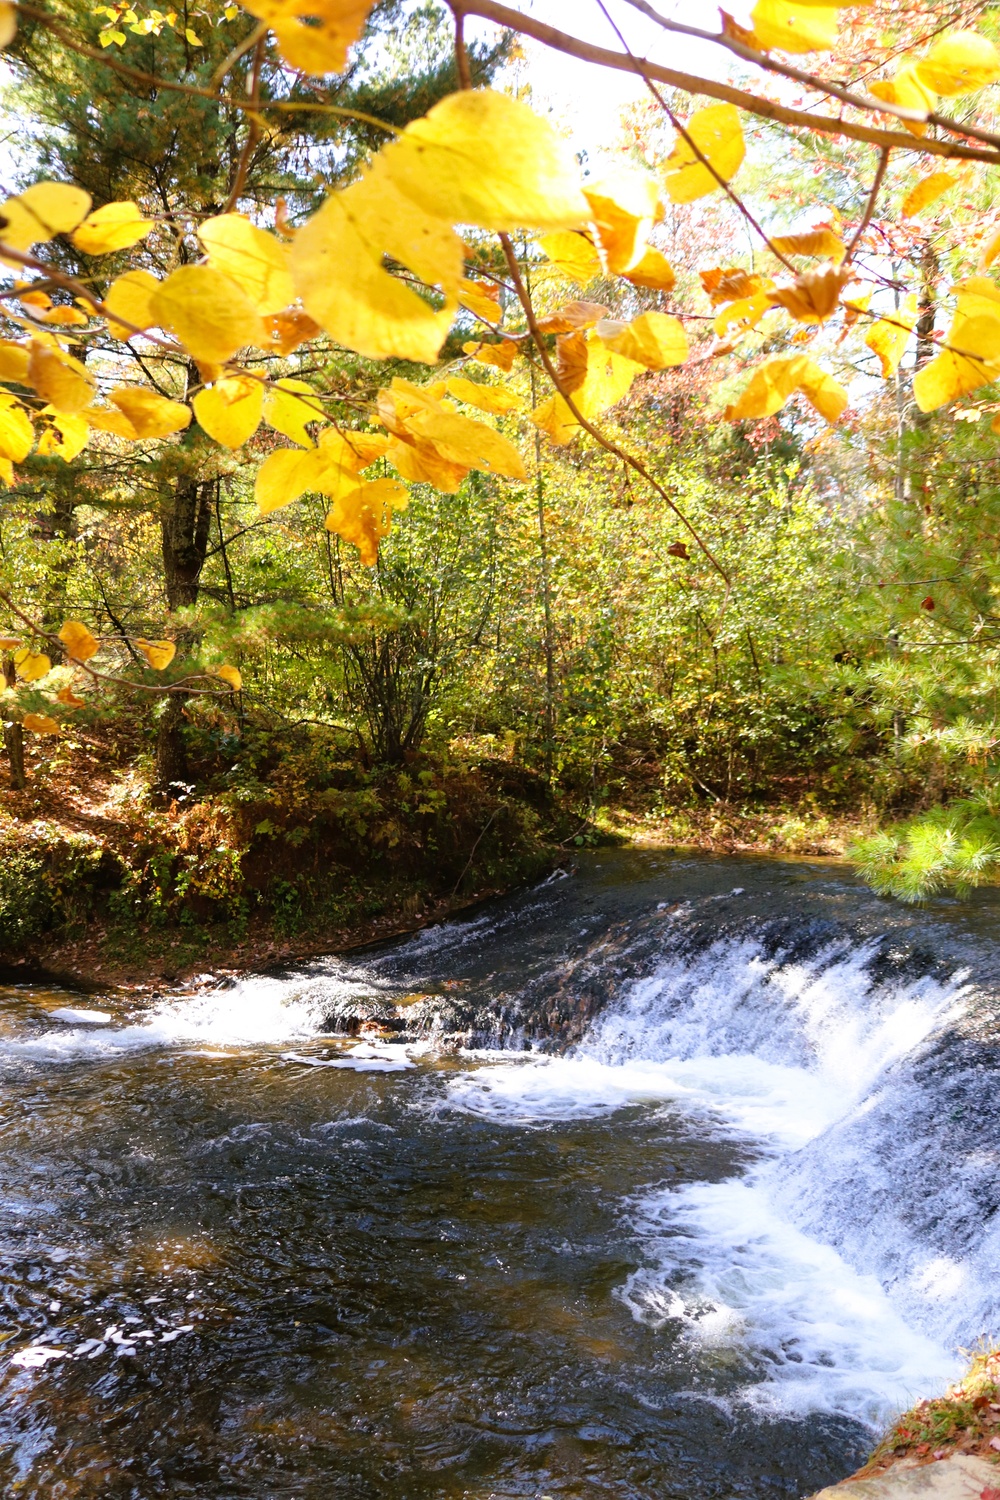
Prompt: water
<box><xmin>0</xmin><ymin>850</ymin><xmax>997</xmax><ymax>1498</ymax></box>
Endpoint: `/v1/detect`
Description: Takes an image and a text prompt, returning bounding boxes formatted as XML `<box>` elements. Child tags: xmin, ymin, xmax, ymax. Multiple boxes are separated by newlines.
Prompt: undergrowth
<box><xmin>860</xmin><ymin>1346</ymin><xmax>1000</xmax><ymax>1474</ymax></box>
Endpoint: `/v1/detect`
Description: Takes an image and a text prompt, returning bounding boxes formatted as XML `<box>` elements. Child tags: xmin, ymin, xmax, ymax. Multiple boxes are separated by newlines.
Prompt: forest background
<box><xmin>2</xmin><ymin>0</ymin><xmax>999</xmax><ymax>983</ymax></box>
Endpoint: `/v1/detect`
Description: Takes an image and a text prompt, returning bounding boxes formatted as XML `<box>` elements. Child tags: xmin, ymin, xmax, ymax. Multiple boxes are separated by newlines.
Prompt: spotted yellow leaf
<box><xmin>916</xmin><ymin>31</ymin><xmax>1000</xmax><ymax>96</ymax></box>
<box><xmin>72</xmin><ymin>200</ymin><xmax>152</xmax><ymax>255</ymax></box>
<box><xmin>751</xmin><ymin>0</ymin><xmax>839</xmax><ymax>52</ymax></box>
<box><xmin>325</xmin><ymin>477</ymin><xmax>410</xmax><ymax>566</ymax></box>
<box><xmin>242</xmin><ymin>0</ymin><xmax>370</xmax><ymax>73</ymax></box>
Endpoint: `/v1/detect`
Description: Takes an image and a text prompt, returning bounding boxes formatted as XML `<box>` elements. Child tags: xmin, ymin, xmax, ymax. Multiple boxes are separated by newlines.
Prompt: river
<box><xmin>0</xmin><ymin>850</ymin><xmax>997</xmax><ymax>1498</ymax></box>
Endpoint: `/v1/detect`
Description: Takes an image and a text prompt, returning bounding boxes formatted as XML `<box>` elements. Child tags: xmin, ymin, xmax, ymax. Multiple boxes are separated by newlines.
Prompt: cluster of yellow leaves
<box><xmin>0</xmin><ymin>621</ymin><xmax>243</xmax><ymax>734</ymax></box>
<box><xmin>870</xmin><ymin>32</ymin><xmax>1000</xmax><ymax>135</ymax></box>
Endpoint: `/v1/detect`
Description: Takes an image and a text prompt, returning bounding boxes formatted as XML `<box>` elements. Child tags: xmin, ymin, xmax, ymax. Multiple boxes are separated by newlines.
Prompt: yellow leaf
<box><xmin>595</xmin><ymin>311</ymin><xmax>688</xmax><ymax>369</ymax></box>
<box><xmin>27</xmin><ymin>342</ymin><xmax>95</xmax><ymax>414</ymax></box>
<box><xmin>13</xmin><ymin>647</ymin><xmax>51</xmax><ymax>681</ymax></box>
<box><xmin>0</xmin><ymin>340</ymin><xmax>28</xmax><ymax>382</ymax></box>
<box><xmin>0</xmin><ymin>636</ymin><xmax>21</xmax><ymax>649</ymax></box>
<box><xmin>470</xmin><ymin>340</ymin><xmax>518</xmax><ymax>372</ymax></box>
<box><xmin>0</xmin><ymin>397</ymin><xmax>34</xmax><ymax>461</ymax></box>
<box><xmin>72</xmin><ymin>200</ymin><xmax>152</xmax><ymax>255</ymax></box>
<box><xmin>624</xmin><ymin>246</ymin><xmax>676</xmax><ymax>293</ymax></box>
<box><xmin>538</xmin><ymin>231</ymin><xmax>601</xmax><ymax>287</ymax></box>
<box><xmin>0</xmin><ymin>3</ymin><xmax>17</xmax><ymax>48</ymax></box>
<box><xmin>869</xmin><ymin>66</ymin><xmax>936</xmax><ymax>137</ymax></box>
<box><xmin>18</xmin><ymin>286</ymin><xmax>51</xmax><ymax>309</ymax></box>
<box><xmin>0</xmin><ymin>182</ymin><xmax>92</xmax><ymax>261</ymax></box>
<box><xmin>83</xmin><ymin>405</ymin><xmax>140</xmax><ymax>438</ymax></box>
<box><xmin>751</xmin><ymin>0</ymin><xmax>839</xmax><ymax>52</ymax></box>
<box><xmin>150</xmin><ymin>265</ymin><xmax>264</xmax><ymax>364</ymax></box>
<box><xmin>770</xmin><ymin>227</ymin><xmax>845</xmax><ymax>263</ymax></box>
<box><xmin>663</xmin><ymin>104</ymin><xmax>745</xmax><ymax>204</ymax></box>
<box><xmin>57</xmin><ymin>684</ymin><xmax>86</xmax><ymax>708</ymax></box>
<box><xmin>184</xmin><ymin>26</ymin><xmax>201</xmax><ymax>44</ymax></box>
<box><xmin>865</xmin><ymin>295</ymin><xmax>917</xmax><ymax>378</ymax></box>
<box><xmin>193</xmin><ymin>375</ymin><xmax>264</xmax><ymax>448</ymax></box>
<box><xmin>326</xmin><ymin>477</ymin><xmax>410</xmax><ymax>565</ymax></box>
<box><xmin>535</xmin><ymin>300</ymin><xmax>609</xmax><ymax>335</ymax></box>
<box><xmin>43</xmin><ymin>409</ymin><xmax>89</xmax><ymax>461</ymax></box>
<box><xmin>383</xmin><ymin>89</ymin><xmax>590</xmax><ymax>233</ymax></box>
<box><xmin>290</xmin><ymin>155</ymin><xmax>462</xmax><ymax>364</ymax></box>
<box><xmin>767</xmin><ymin>264</ymin><xmax>850</xmax><ymax>323</ymax></box>
<box><xmin>385</xmin><ymin>436</ymin><xmax>467</xmax><ymax>492</ymax></box>
<box><xmin>458</xmin><ymin>277</ymin><xmax>501</xmax><ymax>322</ymax></box>
<box><xmin>901</xmin><ymin>171</ymin><xmax>957</xmax><ymax>219</ymax></box>
<box><xmin>110</xmin><ymin>386</ymin><xmax>191</xmax><ymax>438</ymax></box>
<box><xmin>714</xmin><ymin>291</ymin><xmax>772</xmax><ymax>336</ymax></box>
<box><xmin>980</xmin><ymin>228</ymin><xmax>1000</xmax><ymax>272</ymax></box>
<box><xmin>58</xmin><ymin>619</ymin><xmax>98</xmax><ymax>662</ymax></box>
<box><xmin>725</xmin><ymin>354</ymin><xmax>847</xmax><ymax>423</ymax></box>
<box><xmin>242</xmin><ymin>0</ymin><xmax>370</xmax><ymax>73</ymax></box>
<box><xmin>22</xmin><ymin>712</ymin><xmax>61</xmax><ymax>735</ymax></box>
<box><xmin>263</xmin><ymin>308</ymin><xmax>320</xmax><ymax>356</ymax></box>
<box><xmin>214</xmin><ymin>664</ymin><xmax>242</xmax><ymax>691</ymax></box>
<box><xmin>255</xmin><ymin>446</ymin><xmax>325</xmax><ymax>513</ymax></box>
<box><xmin>263</xmin><ymin>378</ymin><xmax>323</xmax><ymax>447</ymax></box>
<box><xmin>104</xmin><ymin>269</ymin><xmax>159</xmax><ymax>339</ymax></box>
<box><xmin>584</xmin><ymin>171</ymin><xmax>661</xmax><ymax>275</ymax></box>
<box><xmin>317</xmin><ymin>427</ymin><xmax>387</xmax><ymax>473</ymax></box>
<box><xmin>445</xmin><ymin>376</ymin><xmax>522</xmax><ymax>414</ymax></box>
<box><xmin>198</xmin><ymin>213</ymin><xmax>295</xmax><ymax>315</ymax></box>
<box><xmin>404</xmin><ymin>408</ymin><xmax>527</xmax><ymax>480</ymax></box>
<box><xmin>531</xmin><ymin>393</ymin><xmax>579</xmax><ymax>447</ymax></box>
<box><xmin>916</xmin><ymin>31</ymin><xmax>1000</xmax><ymax>97</ymax></box>
<box><xmin>135</xmin><ymin>638</ymin><xmax>176</xmax><ymax>670</ymax></box>
<box><xmin>39</xmin><ymin>305</ymin><xmax>89</xmax><ymax>328</ymax></box>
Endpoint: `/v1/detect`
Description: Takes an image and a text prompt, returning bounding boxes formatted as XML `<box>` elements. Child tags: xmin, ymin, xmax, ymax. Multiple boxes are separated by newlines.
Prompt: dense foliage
<box><xmin>5</xmin><ymin>0</ymin><xmax>1000</xmax><ymax>952</ymax></box>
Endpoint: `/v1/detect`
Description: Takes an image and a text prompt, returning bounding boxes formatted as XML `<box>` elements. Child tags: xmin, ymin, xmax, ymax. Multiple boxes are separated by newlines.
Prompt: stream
<box><xmin>0</xmin><ymin>850</ymin><xmax>998</xmax><ymax>1498</ymax></box>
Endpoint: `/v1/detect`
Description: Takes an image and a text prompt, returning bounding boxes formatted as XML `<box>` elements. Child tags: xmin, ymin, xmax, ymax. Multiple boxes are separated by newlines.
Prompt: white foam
<box><xmin>445</xmin><ymin>930</ymin><xmax>972</xmax><ymax>1426</ymax></box>
<box><xmin>48</xmin><ymin>1008</ymin><xmax>112</xmax><ymax>1025</ymax></box>
<box><xmin>619</xmin><ymin>1177</ymin><xmax>961</xmax><ymax>1426</ymax></box>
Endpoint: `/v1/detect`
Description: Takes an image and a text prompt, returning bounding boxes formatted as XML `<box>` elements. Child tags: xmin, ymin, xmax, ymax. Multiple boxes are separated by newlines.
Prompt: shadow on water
<box><xmin>0</xmin><ymin>849</ymin><xmax>997</xmax><ymax>1498</ymax></box>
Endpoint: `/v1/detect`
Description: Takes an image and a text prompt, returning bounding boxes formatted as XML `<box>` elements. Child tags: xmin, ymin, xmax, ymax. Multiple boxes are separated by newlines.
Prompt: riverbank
<box><xmin>0</xmin><ymin>725</ymin><xmax>881</xmax><ymax>990</ymax></box>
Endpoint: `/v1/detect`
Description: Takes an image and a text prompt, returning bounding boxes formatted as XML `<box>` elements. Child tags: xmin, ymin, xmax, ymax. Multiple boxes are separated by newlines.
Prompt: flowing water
<box><xmin>1</xmin><ymin>850</ymin><xmax>998</xmax><ymax>1499</ymax></box>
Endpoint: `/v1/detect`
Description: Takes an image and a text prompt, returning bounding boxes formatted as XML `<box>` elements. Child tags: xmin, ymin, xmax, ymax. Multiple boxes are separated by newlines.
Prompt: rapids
<box><xmin>0</xmin><ymin>850</ymin><xmax>997</xmax><ymax>1498</ymax></box>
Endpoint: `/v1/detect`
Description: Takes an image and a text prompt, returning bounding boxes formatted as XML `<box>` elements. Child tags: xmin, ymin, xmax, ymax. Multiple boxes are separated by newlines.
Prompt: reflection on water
<box><xmin>0</xmin><ymin>850</ymin><xmax>995</xmax><ymax>1498</ymax></box>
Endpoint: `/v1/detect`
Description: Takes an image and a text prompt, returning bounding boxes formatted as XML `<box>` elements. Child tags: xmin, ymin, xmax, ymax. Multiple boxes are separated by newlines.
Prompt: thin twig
<box><xmin>497</xmin><ymin>234</ymin><xmax>730</xmax><ymax>584</ymax></box>
<box><xmin>846</xmin><ymin>148</ymin><xmax>891</xmax><ymax>263</ymax></box>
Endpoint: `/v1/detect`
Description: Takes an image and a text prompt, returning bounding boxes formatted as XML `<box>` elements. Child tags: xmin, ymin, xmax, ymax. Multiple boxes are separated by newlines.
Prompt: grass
<box><xmin>855</xmin><ymin>1347</ymin><xmax>1000</xmax><ymax>1478</ymax></box>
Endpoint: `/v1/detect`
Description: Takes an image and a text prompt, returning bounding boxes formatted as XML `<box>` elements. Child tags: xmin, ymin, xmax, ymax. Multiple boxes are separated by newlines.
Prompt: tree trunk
<box><xmin>2</xmin><ymin>656</ymin><xmax>25</xmax><ymax>791</ymax></box>
<box><xmin>155</xmin><ymin>472</ymin><xmax>214</xmax><ymax>793</ymax></box>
